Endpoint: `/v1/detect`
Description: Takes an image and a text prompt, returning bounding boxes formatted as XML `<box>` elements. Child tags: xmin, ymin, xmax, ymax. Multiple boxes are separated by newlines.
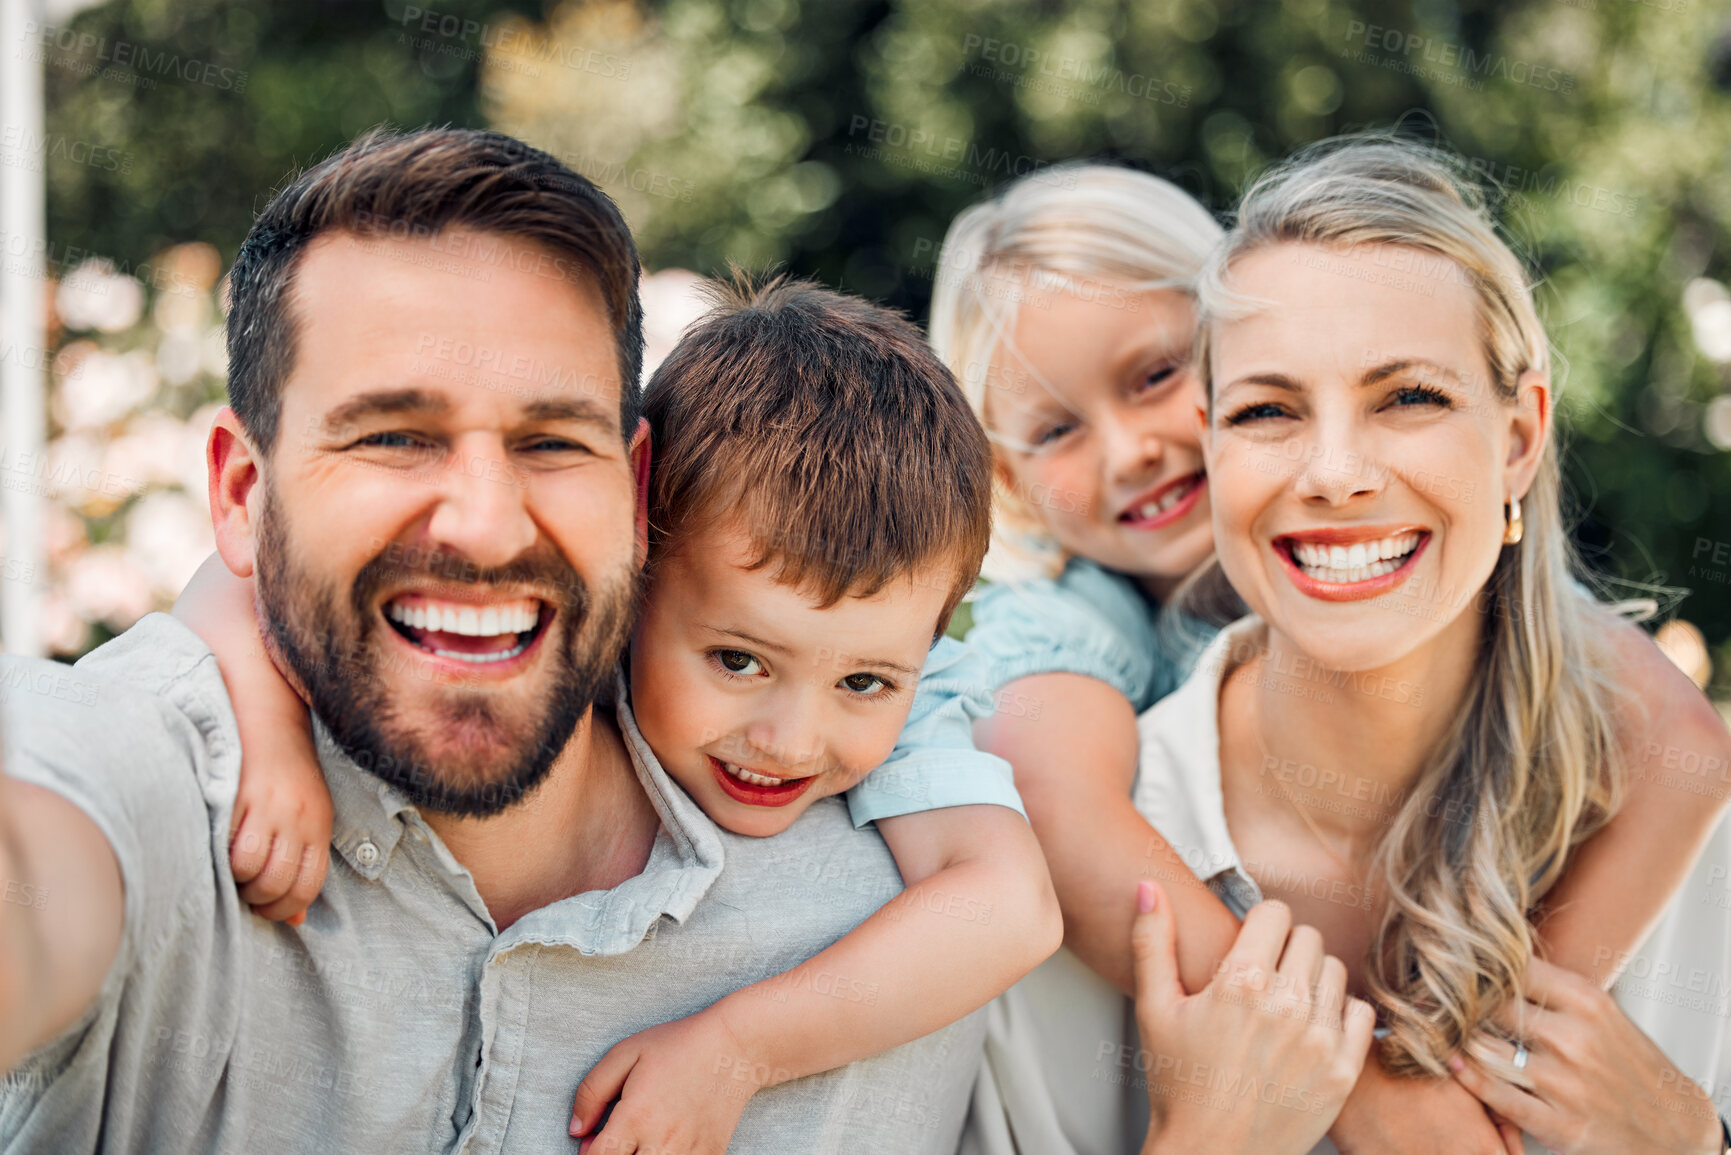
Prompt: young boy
<box><xmin>173</xmin><ymin>275</ymin><xmax>1062</xmax><ymax>1152</ymax></box>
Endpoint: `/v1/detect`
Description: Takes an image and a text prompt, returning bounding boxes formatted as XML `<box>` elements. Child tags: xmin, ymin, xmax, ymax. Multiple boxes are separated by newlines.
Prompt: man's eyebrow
<box><xmin>322</xmin><ymin>389</ymin><xmax>450</xmax><ymax>433</ymax></box>
<box><xmin>705</xmin><ymin>626</ymin><xmax>919</xmax><ymax>677</ymax></box>
<box><xmin>1361</xmin><ymin>358</ymin><xmax>1469</xmax><ymax>388</ymax></box>
<box><xmin>521</xmin><ymin>396</ymin><xmax>619</xmax><ymax>431</ymax></box>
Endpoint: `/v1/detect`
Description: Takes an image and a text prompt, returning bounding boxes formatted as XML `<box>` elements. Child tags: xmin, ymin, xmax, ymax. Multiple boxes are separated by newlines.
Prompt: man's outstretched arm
<box><xmin>0</xmin><ymin>767</ymin><xmax>123</xmax><ymax>1074</ymax></box>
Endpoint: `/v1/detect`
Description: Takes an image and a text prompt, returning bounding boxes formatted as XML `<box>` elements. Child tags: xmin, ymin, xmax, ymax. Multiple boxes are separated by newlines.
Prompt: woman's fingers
<box><xmin>1219</xmin><ymin>899</ymin><xmax>1293</xmax><ymax>990</ymax></box>
<box><xmin>1275</xmin><ymin>923</ymin><xmax>1325</xmax><ymax>1004</ymax></box>
<box><xmin>1130</xmin><ymin>880</ymin><xmax>1186</xmax><ymax>1011</ymax></box>
<box><xmin>1314</xmin><ymin>955</ymin><xmax>1350</xmax><ymax>1030</ymax></box>
<box><xmin>1450</xmin><ymin>1051</ymin><xmax>1556</xmax><ymax>1141</ymax></box>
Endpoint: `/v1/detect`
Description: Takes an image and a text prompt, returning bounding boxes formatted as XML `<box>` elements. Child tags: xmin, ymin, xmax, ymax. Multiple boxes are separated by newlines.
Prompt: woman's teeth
<box><xmin>1290</xmin><ymin>533</ymin><xmax>1421</xmax><ymax>584</ymax></box>
<box><xmin>721</xmin><ymin>761</ymin><xmax>793</xmax><ymax>788</ymax></box>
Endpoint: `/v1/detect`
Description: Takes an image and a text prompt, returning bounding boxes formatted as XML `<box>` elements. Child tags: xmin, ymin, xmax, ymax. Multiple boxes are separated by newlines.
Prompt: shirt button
<box><xmin>354</xmin><ymin>840</ymin><xmax>381</xmax><ymax>867</ymax></box>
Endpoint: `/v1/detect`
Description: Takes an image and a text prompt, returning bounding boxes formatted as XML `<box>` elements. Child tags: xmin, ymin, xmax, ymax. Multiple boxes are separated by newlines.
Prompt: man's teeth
<box><xmin>1133</xmin><ymin>477</ymin><xmax>1199</xmax><ymax>520</ymax></box>
<box><xmin>1290</xmin><ymin>533</ymin><xmax>1421</xmax><ymax>584</ymax></box>
<box><xmin>429</xmin><ymin>643</ymin><xmax>528</xmax><ymax>664</ymax></box>
<box><xmin>386</xmin><ymin>599</ymin><xmax>540</xmax><ymax>637</ymax></box>
<box><xmin>721</xmin><ymin>761</ymin><xmax>791</xmax><ymax>788</ymax></box>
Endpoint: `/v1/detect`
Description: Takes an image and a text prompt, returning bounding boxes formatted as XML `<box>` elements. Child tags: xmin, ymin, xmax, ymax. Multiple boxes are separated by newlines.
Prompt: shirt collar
<box><xmin>316</xmin><ymin>669</ymin><xmax>726</xmax><ymax>934</ymax></box>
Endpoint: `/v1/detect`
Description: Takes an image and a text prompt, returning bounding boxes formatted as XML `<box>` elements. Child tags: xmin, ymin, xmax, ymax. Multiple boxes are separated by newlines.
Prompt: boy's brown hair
<box><xmin>644</xmin><ymin>274</ymin><xmax>991</xmax><ymax>635</ymax></box>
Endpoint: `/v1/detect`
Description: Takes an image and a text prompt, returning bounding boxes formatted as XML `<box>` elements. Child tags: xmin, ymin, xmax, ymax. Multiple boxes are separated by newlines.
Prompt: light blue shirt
<box><xmin>964</xmin><ymin>557</ymin><xmax>1206</xmax><ymax>708</ymax></box>
<box><xmin>844</xmin><ymin>637</ymin><xmax>1026</xmax><ymax>826</ymax></box>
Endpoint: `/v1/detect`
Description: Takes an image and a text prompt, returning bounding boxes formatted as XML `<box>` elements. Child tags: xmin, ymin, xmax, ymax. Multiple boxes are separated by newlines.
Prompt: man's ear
<box><xmin>1504</xmin><ymin>369</ymin><xmax>1551</xmax><ymax>501</ymax></box>
<box><xmin>630</xmin><ymin>417</ymin><xmax>652</xmax><ymax>568</ymax></box>
<box><xmin>208</xmin><ymin>408</ymin><xmax>263</xmax><ymax>579</ymax></box>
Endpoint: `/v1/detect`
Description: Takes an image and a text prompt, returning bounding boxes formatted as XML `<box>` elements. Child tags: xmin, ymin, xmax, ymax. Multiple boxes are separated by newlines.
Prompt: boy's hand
<box><xmin>228</xmin><ymin>758</ymin><xmax>332</xmax><ymax>925</ymax></box>
<box><xmin>570</xmin><ymin>1009</ymin><xmax>763</xmax><ymax>1154</ymax></box>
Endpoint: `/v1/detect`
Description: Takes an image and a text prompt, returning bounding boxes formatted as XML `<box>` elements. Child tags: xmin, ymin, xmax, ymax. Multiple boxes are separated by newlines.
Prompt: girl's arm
<box><xmin>171</xmin><ymin>552</ymin><xmax>332</xmax><ymax>923</ymax></box>
<box><xmin>974</xmin><ymin>671</ymin><xmax>1241</xmax><ymax>995</ymax></box>
<box><xmin>981</xmin><ymin>671</ymin><xmax>1515</xmax><ymax>1155</ymax></box>
<box><xmin>1532</xmin><ymin>610</ymin><xmax>1731</xmax><ymax>982</ymax></box>
<box><xmin>569</xmin><ymin>803</ymin><xmax>1061</xmax><ymax>1151</ymax></box>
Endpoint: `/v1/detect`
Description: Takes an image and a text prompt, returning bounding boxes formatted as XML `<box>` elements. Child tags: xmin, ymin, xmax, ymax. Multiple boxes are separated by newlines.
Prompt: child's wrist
<box><xmin>707</xmin><ymin>992</ymin><xmax>786</xmax><ymax>1090</ymax></box>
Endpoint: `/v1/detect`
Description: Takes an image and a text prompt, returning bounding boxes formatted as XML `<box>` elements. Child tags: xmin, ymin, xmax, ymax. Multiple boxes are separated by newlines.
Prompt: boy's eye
<box><xmin>840</xmin><ymin>672</ymin><xmax>889</xmax><ymax>696</ymax></box>
<box><xmin>714</xmin><ymin>650</ymin><xmax>763</xmax><ymax>677</ymax></box>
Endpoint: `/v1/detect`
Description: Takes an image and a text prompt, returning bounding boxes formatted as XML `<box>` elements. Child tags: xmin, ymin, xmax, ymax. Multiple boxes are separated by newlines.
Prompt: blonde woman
<box><xmin>933</xmin><ymin>162</ymin><xmax>1731</xmax><ymax>1153</ymax></box>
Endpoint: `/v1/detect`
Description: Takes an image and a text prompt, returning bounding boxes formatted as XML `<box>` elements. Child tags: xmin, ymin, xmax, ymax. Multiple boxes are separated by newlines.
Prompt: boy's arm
<box><xmin>569</xmin><ymin>804</ymin><xmax>1060</xmax><ymax>1149</ymax></box>
<box><xmin>171</xmin><ymin>552</ymin><xmax>331</xmax><ymax>922</ymax></box>
<box><xmin>720</xmin><ymin>803</ymin><xmax>1059</xmax><ymax>1078</ymax></box>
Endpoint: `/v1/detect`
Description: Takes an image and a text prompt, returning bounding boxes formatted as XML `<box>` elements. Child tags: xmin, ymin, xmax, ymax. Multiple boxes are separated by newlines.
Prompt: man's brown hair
<box><xmin>645</xmin><ymin>275</ymin><xmax>991</xmax><ymax>635</ymax></box>
<box><xmin>226</xmin><ymin>126</ymin><xmax>643</xmax><ymax>453</ymax></box>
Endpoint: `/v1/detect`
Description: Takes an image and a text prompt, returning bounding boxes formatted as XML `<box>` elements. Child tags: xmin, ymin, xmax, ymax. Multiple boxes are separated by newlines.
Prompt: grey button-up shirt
<box><xmin>0</xmin><ymin>614</ymin><xmax>984</xmax><ymax>1153</ymax></box>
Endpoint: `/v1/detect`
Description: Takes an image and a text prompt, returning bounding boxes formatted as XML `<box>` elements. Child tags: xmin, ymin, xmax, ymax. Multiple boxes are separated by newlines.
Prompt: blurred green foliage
<box><xmin>39</xmin><ymin>0</ymin><xmax>1731</xmax><ymax>687</ymax></box>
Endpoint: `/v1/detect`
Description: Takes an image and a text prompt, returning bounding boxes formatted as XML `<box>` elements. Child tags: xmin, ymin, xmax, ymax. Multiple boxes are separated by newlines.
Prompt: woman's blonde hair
<box><xmin>1189</xmin><ymin>135</ymin><xmax>1626</xmax><ymax>1077</ymax></box>
<box><xmin>928</xmin><ymin>164</ymin><xmax>1223</xmax><ymax>582</ymax></box>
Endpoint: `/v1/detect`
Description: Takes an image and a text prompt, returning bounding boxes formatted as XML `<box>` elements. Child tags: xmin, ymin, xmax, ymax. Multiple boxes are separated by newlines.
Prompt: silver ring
<box><xmin>1512</xmin><ymin>1044</ymin><xmax>1530</xmax><ymax>1070</ymax></box>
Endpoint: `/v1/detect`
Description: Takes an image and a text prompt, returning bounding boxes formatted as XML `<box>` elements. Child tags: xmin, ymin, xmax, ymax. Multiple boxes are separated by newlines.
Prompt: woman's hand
<box><xmin>1132</xmin><ymin>883</ymin><xmax>1376</xmax><ymax>1155</ymax></box>
<box><xmin>1449</xmin><ymin>956</ymin><xmax>1723</xmax><ymax>1155</ymax></box>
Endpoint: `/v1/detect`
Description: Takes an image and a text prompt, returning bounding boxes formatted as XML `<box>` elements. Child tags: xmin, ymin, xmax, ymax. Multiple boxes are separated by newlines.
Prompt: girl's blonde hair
<box><xmin>928</xmin><ymin>164</ymin><xmax>1223</xmax><ymax>582</ymax></box>
<box><xmin>1189</xmin><ymin>135</ymin><xmax>1625</xmax><ymax>1077</ymax></box>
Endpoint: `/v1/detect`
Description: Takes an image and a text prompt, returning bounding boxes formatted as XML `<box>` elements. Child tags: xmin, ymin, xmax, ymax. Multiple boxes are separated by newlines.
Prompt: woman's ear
<box><xmin>1504</xmin><ymin>370</ymin><xmax>1551</xmax><ymax>499</ymax></box>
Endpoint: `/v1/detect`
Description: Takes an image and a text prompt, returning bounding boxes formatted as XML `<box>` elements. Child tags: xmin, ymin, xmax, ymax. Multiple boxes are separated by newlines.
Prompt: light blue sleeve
<box><xmin>843</xmin><ymin>637</ymin><xmax>1027</xmax><ymax>828</ymax></box>
<box><xmin>965</xmin><ymin>558</ymin><xmax>1180</xmax><ymax>712</ymax></box>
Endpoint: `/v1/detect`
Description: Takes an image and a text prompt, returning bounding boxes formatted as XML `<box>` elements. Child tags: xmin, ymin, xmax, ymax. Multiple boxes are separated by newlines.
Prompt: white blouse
<box><xmin>962</xmin><ymin>616</ymin><xmax>1731</xmax><ymax>1155</ymax></box>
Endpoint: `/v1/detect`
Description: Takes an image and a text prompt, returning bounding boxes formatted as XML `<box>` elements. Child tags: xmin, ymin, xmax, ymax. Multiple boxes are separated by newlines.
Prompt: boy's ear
<box><xmin>208</xmin><ymin>408</ymin><xmax>261</xmax><ymax>579</ymax></box>
<box><xmin>630</xmin><ymin>418</ymin><xmax>652</xmax><ymax>568</ymax></box>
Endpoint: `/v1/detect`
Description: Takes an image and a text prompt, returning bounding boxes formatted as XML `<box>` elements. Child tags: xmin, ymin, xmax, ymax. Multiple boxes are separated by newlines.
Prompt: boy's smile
<box><xmin>628</xmin><ymin>519</ymin><xmax>953</xmax><ymax>838</ymax></box>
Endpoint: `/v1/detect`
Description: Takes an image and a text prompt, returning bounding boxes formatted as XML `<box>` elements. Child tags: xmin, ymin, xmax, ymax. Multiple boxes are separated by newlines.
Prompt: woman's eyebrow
<box><xmin>1360</xmin><ymin>358</ymin><xmax>1468</xmax><ymax>387</ymax></box>
<box><xmin>1221</xmin><ymin>371</ymin><xmax>1303</xmax><ymax>393</ymax></box>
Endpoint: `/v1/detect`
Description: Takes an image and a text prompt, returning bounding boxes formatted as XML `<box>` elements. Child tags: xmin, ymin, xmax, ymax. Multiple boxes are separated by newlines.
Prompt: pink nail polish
<box><xmin>569</xmin><ymin>1112</ymin><xmax>584</xmax><ymax>1137</ymax></box>
<box><xmin>1447</xmin><ymin>1056</ymin><xmax>1464</xmax><ymax>1072</ymax></box>
<box><xmin>1137</xmin><ymin>880</ymin><xmax>1156</xmax><ymax>914</ymax></box>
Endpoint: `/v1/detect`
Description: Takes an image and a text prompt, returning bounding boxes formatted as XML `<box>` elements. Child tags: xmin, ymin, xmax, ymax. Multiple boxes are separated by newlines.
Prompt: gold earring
<box><xmin>1503</xmin><ymin>494</ymin><xmax>1524</xmax><ymax>545</ymax></box>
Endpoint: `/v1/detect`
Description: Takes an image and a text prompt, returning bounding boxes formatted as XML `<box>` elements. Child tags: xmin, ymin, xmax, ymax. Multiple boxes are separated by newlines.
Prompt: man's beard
<box><xmin>253</xmin><ymin>485</ymin><xmax>639</xmax><ymax>818</ymax></box>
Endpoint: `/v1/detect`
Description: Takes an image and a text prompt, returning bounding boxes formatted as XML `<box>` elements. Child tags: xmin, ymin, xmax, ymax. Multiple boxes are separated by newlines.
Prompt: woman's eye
<box><xmin>714</xmin><ymin>650</ymin><xmax>763</xmax><ymax>677</ymax></box>
<box><xmin>1224</xmin><ymin>402</ymin><xmax>1290</xmax><ymax>426</ymax></box>
<box><xmin>840</xmin><ymin>672</ymin><xmax>889</xmax><ymax>696</ymax></box>
<box><xmin>1388</xmin><ymin>385</ymin><xmax>1454</xmax><ymax>409</ymax></box>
